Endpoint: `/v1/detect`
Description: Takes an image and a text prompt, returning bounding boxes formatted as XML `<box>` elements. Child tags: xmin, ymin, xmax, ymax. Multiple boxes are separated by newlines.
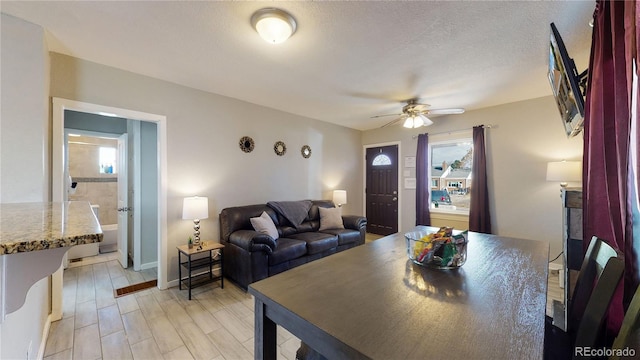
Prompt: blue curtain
<box><xmin>416</xmin><ymin>133</ymin><xmax>431</xmax><ymax>226</ymax></box>
<box><xmin>469</xmin><ymin>126</ymin><xmax>492</xmax><ymax>234</ymax></box>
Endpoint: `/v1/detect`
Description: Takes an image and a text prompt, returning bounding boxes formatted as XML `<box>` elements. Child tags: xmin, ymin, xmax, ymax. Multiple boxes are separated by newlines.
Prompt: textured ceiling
<box><xmin>1</xmin><ymin>1</ymin><xmax>595</xmax><ymax>130</ymax></box>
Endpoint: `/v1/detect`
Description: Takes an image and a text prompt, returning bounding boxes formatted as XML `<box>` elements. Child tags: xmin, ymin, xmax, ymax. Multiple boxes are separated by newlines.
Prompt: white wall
<box><xmin>49</xmin><ymin>52</ymin><xmax>364</xmax><ymax>282</ymax></box>
<box><xmin>363</xmin><ymin>96</ymin><xmax>583</xmax><ymax>260</ymax></box>
<box><xmin>0</xmin><ymin>13</ymin><xmax>50</xmax><ymax>203</ymax></box>
<box><xmin>0</xmin><ymin>13</ymin><xmax>52</xmax><ymax>360</ymax></box>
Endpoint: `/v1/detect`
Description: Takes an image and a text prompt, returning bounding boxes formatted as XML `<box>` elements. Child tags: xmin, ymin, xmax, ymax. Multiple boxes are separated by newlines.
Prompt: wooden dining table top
<box><xmin>249</xmin><ymin>226</ymin><xmax>550</xmax><ymax>359</ymax></box>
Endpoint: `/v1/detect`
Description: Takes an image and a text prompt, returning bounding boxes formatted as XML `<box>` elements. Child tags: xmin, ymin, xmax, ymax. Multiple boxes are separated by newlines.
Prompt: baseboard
<box><xmin>38</xmin><ymin>314</ymin><xmax>52</xmax><ymax>360</ymax></box>
<box><xmin>140</xmin><ymin>261</ymin><xmax>157</xmax><ymax>270</ymax></box>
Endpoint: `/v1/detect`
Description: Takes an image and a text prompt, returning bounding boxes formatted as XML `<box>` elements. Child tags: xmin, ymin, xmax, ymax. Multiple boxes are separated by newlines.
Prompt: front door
<box><xmin>366</xmin><ymin>145</ymin><xmax>399</xmax><ymax>235</ymax></box>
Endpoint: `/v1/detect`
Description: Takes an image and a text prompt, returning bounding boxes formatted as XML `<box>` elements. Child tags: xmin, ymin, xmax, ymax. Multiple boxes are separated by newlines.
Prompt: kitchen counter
<box><xmin>0</xmin><ymin>201</ymin><xmax>102</xmax><ymax>254</ymax></box>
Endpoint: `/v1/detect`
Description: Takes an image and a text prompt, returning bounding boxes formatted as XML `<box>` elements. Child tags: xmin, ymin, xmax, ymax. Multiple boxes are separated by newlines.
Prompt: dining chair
<box><xmin>609</xmin><ymin>285</ymin><xmax>640</xmax><ymax>360</ymax></box>
<box><xmin>544</xmin><ymin>236</ymin><xmax>624</xmax><ymax>360</ymax></box>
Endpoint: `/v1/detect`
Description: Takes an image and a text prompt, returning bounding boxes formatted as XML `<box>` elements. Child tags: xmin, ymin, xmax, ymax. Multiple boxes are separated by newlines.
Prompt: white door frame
<box><xmin>51</xmin><ymin>97</ymin><xmax>168</xmax><ymax>320</ymax></box>
<box><xmin>362</xmin><ymin>141</ymin><xmax>402</xmax><ymax>233</ymax></box>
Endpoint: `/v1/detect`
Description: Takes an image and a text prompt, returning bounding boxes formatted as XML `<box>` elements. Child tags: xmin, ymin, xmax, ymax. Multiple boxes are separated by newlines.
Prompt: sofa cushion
<box><xmin>269</xmin><ymin>238</ymin><xmax>307</xmax><ymax>266</ymax></box>
<box><xmin>289</xmin><ymin>232</ymin><xmax>338</xmax><ymax>255</ymax></box>
<box><xmin>318</xmin><ymin>206</ymin><xmax>345</xmax><ymax>231</ymax></box>
<box><xmin>320</xmin><ymin>228</ymin><xmax>362</xmax><ymax>246</ymax></box>
<box><xmin>250</xmin><ymin>211</ymin><xmax>279</xmax><ymax>240</ymax></box>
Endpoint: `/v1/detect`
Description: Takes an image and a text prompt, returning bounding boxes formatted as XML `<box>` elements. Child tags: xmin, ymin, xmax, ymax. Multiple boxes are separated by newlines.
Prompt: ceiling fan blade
<box><xmin>380</xmin><ymin>116</ymin><xmax>405</xmax><ymax>128</ymax></box>
<box><xmin>370</xmin><ymin>113</ymin><xmax>402</xmax><ymax>119</ymax></box>
<box><xmin>424</xmin><ymin>108</ymin><xmax>466</xmax><ymax>115</ymax></box>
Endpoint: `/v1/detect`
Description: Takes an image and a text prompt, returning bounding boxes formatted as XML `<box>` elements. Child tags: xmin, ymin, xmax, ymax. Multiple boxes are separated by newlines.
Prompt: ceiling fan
<box><xmin>371</xmin><ymin>99</ymin><xmax>465</xmax><ymax>128</ymax></box>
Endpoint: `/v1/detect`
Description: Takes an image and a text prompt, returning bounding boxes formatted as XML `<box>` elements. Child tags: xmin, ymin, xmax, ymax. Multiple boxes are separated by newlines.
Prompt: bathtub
<box><xmin>99</xmin><ymin>224</ymin><xmax>118</xmax><ymax>253</ymax></box>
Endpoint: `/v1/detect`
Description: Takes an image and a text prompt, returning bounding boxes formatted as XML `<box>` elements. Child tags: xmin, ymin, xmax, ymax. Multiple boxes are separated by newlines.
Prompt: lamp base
<box><xmin>193</xmin><ymin>219</ymin><xmax>201</xmax><ymax>245</ymax></box>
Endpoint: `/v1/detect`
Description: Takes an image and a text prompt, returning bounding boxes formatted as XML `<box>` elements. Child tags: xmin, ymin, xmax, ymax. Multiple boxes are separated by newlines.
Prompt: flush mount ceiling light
<box><xmin>251</xmin><ymin>8</ymin><xmax>297</xmax><ymax>44</ymax></box>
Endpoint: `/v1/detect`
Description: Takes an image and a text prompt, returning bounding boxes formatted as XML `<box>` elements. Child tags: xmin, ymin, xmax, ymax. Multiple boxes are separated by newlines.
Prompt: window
<box><xmin>99</xmin><ymin>147</ymin><xmax>117</xmax><ymax>174</ymax></box>
<box><xmin>372</xmin><ymin>154</ymin><xmax>392</xmax><ymax>166</ymax></box>
<box><xmin>429</xmin><ymin>138</ymin><xmax>473</xmax><ymax>212</ymax></box>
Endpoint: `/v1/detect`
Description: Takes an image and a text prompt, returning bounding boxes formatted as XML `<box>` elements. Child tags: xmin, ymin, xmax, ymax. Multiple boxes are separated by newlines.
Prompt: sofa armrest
<box><xmin>228</xmin><ymin>230</ymin><xmax>276</xmax><ymax>253</ymax></box>
<box><xmin>342</xmin><ymin>215</ymin><xmax>367</xmax><ymax>231</ymax></box>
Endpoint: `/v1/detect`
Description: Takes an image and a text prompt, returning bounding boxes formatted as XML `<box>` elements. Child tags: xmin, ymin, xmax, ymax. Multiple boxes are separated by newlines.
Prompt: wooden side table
<box><xmin>177</xmin><ymin>241</ymin><xmax>224</xmax><ymax>300</ymax></box>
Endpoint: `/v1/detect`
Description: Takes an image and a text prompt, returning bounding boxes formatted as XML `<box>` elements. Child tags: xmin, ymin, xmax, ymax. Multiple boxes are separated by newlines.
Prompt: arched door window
<box><xmin>372</xmin><ymin>154</ymin><xmax>392</xmax><ymax>166</ymax></box>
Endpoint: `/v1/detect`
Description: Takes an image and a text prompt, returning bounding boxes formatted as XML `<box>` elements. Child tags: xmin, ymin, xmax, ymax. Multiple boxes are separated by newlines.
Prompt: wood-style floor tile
<box><xmin>136</xmin><ymin>294</ymin><xmax>164</xmax><ymax>320</ymax></box>
<box><xmin>73</xmin><ymin>323</ymin><xmax>101</xmax><ymax>360</ymax></box>
<box><xmin>146</xmin><ymin>315</ymin><xmax>183</xmax><ymax>354</ymax></box>
<box><xmin>44</xmin><ymin>317</ymin><xmax>74</xmax><ymax>357</ymax></box>
<box><xmin>212</xmin><ymin>308</ymin><xmax>253</xmax><ymax>343</ymax></box>
<box><xmin>43</xmin><ymin>348</ymin><xmax>73</xmax><ymax>360</ymax></box>
<box><xmin>116</xmin><ymin>294</ymin><xmax>140</xmax><ymax>314</ymax></box>
<box><xmin>74</xmin><ymin>299</ymin><xmax>98</xmax><ymax>329</ymax></box>
<box><xmin>185</xmin><ymin>303</ymin><xmax>222</xmax><ymax>335</ymax></box>
<box><xmin>160</xmin><ymin>299</ymin><xmax>192</xmax><ymax>327</ymax></box>
<box><xmin>175</xmin><ymin>322</ymin><xmax>221</xmax><ymax>360</ymax></box>
<box><xmin>122</xmin><ymin>309</ymin><xmax>152</xmax><ymax>345</ymax></box>
<box><xmin>129</xmin><ymin>338</ymin><xmax>163</xmax><ymax>360</ymax></box>
<box><xmin>97</xmin><ymin>304</ymin><xmax>124</xmax><ymax>337</ymax></box>
<box><xmin>207</xmin><ymin>327</ymin><xmax>253</xmax><ymax>360</ymax></box>
<box><xmin>101</xmin><ymin>330</ymin><xmax>133</xmax><ymax>360</ymax></box>
<box><xmin>163</xmin><ymin>345</ymin><xmax>195</xmax><ymax>360</ymax></box>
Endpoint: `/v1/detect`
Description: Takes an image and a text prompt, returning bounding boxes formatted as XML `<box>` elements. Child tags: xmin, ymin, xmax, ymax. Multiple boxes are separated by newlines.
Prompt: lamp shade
<box><xmin>182</xmin><ymin>196</ymin><xmax>209</xmax><ymax>220</ymax></box>
<box><xmin>546</xmin><ymin>161</ymin><xmax>582</xmax><ymax>183</ymax></box>
<box><xmin>333</xmin><ymin>190</ymin><xmax>347</xmax><ymax>206</ymax></box>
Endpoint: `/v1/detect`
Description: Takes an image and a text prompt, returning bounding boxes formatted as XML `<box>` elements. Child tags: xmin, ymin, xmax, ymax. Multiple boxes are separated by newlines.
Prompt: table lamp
<box><xmin>333</xmin><ymin>190</ymin><xmax>347</xmax><ymax>207</ymax></box>
<box><xmin>546</xmin><ymin>160</ymin><xmax>582</xmax><ymax>188</ymax></box>
<box><xmin>182</xmin><ymin>196</ymin><xmax>208</xmax><ymax>246</ymax></box>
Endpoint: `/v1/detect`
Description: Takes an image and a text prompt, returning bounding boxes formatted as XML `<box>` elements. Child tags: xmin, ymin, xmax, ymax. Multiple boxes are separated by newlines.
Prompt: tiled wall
<box><xmin>67</xmin><ymin>135</ymin><xmax>118</xmax><ymax>225</ymax></box>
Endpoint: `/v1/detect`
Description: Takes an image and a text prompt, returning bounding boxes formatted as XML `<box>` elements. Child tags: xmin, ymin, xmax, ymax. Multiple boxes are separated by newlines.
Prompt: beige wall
<box><xmin>363</xmin><ymin>96</ymin><xmax>583</xmax><ymax>260</ymax></box>
<box><xmin>50</xmin><ymin>52</ymin><xmax>364</xmax><ymax>281</ymax></box>
<box><xmin>67</xmin><ymin>136</ymin><xmax>119</xmax><ymax>225</ymax></box>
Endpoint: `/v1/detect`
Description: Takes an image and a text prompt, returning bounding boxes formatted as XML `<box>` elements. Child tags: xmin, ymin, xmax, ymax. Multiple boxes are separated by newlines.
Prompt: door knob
<box><xmin>392</xmin><ymin>197</ymin><xmax>398</xmax><ymax>202</ymax></box>
<box><xmin>117</xmin><ymin>207</ymin><xmax>131</xmax><ymax>212</ymax></box>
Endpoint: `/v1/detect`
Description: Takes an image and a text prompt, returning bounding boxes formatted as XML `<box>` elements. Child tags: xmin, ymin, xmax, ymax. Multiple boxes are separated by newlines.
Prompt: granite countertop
<box><xmin>0</xmin><ymin>201</ymin><xmax>103</xmax><ymax>255</ymax></box>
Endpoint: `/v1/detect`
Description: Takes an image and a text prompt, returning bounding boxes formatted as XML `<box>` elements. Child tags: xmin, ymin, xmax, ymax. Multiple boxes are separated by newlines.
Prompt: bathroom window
<box><xmin>99</xmin><ymin>147</ymin><xmax>117</xmax><ymax>174</ymax></box>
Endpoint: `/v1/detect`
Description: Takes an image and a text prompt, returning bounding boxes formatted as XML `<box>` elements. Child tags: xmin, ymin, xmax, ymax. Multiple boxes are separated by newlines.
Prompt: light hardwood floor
<box><xmin>45</xmin><ymin>253</ymin><xmax>300</xmax><ymax>360</ymax></box>
<box><xmin>47</xmin><ymin>240</ymin><xmax>563</xmax><ymax>360</ymax></box>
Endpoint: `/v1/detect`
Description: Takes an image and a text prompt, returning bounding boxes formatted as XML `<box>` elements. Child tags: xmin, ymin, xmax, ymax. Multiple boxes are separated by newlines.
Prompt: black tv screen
<box><xmin>548</xmin><ymin>23</ymin><xmax>586</xmax><ymax>138</ymax></box>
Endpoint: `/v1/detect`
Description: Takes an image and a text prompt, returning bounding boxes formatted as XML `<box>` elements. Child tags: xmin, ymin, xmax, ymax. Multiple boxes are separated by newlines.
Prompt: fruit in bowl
<box><xmin>406</xmin><ymin>227</ymin><xmax>468</xmax><ymax>269</ymax></box>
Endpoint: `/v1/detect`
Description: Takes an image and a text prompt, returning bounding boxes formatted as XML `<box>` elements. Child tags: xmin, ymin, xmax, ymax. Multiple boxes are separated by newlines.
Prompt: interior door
<box><xmin>117</xmin><ymin>133</ymin><xmax>129</xmax><ymax>268</ymax></box>
<box><xmin>366</xmin><ymin>145</ymin><xmax>399</xmax><ymax>235</ymax></box>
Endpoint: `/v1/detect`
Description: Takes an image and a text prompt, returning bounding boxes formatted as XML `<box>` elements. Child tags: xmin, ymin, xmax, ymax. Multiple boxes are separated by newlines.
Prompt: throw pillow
<box><xmin>250</xmin><ymin>211</ymin><xmax>279</xmax><ymax>240</ymax></box>
<box><xmin>318</xmin><ymin>206</ymin><xmax>345</xmax><ymax>231</ymax></box>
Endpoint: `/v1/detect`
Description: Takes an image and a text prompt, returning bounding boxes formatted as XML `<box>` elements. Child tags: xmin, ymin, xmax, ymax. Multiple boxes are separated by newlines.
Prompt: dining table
<box><xmin>248</xmin><ymin>226</ymin><xmax>549</xmax><ymax>359</ymax></box>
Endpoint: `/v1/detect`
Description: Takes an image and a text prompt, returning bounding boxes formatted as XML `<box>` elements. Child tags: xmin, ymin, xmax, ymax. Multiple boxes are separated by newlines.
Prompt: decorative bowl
<box><xmin>405</xmin><ymin>227</ymin><xmax>468</xmax><ymax>269</ymax></box>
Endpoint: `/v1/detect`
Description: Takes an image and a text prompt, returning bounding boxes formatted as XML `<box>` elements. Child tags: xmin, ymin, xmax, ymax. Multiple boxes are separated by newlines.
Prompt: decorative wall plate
<box><xmin>239</xmin><ymin>136</ymin><xmax>255</xmax><ymax>153</ymax></box>
<box><xmin>274</xmin><ymin>141</ymin><xmax>286</xmax><ymax>156</ymax></box>
<box><xmin>301</xmin><ymin>145</ymin><xmax>312</xmax><ymax>158</ymax></box>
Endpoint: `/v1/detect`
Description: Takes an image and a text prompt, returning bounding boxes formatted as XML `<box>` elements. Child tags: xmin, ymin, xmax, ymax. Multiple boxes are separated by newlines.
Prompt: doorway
<box><xmin>365</xmin><ymin>143</ymin><xmax>400</xmax><ymax>235</ymax></box>
<box><xmin>50</xmin><ymin>98</ymin><xmax>168</xmax><ymax>321</ymax></box>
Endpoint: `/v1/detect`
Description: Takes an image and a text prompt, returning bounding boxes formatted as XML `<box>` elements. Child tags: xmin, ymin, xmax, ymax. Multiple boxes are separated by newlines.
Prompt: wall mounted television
<box><xmin>548</xmin><ymin>22</ymin><xmax>587</xmax><ymax>138</ymax></box>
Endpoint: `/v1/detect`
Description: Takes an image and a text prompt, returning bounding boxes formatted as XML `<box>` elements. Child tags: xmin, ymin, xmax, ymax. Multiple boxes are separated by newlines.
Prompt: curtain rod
<box><xmin>412</xmin><ymin>124</ymin><xmax>495</xmax><ymax>139</ymax></box>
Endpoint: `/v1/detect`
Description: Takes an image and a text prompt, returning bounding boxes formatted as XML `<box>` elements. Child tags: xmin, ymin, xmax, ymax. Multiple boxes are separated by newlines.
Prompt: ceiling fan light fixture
<box><xmin>421</xmin><ymin>114</ymin><xmax>434</xmax><ymax>126</ymax></box>
<box><xmin>251</xmin><ymin>8</ymin><xmax>297</xmax><ymax>44</ymax></box>
<box><xmin>413</xmin><ymin>115</ymin><xmax>425</xmax><ymax>127</ymax></box>
<box><xmin>403</xmin><ymin>116</ymin><xmax>414</xmax><ymax>128</ymax></box>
